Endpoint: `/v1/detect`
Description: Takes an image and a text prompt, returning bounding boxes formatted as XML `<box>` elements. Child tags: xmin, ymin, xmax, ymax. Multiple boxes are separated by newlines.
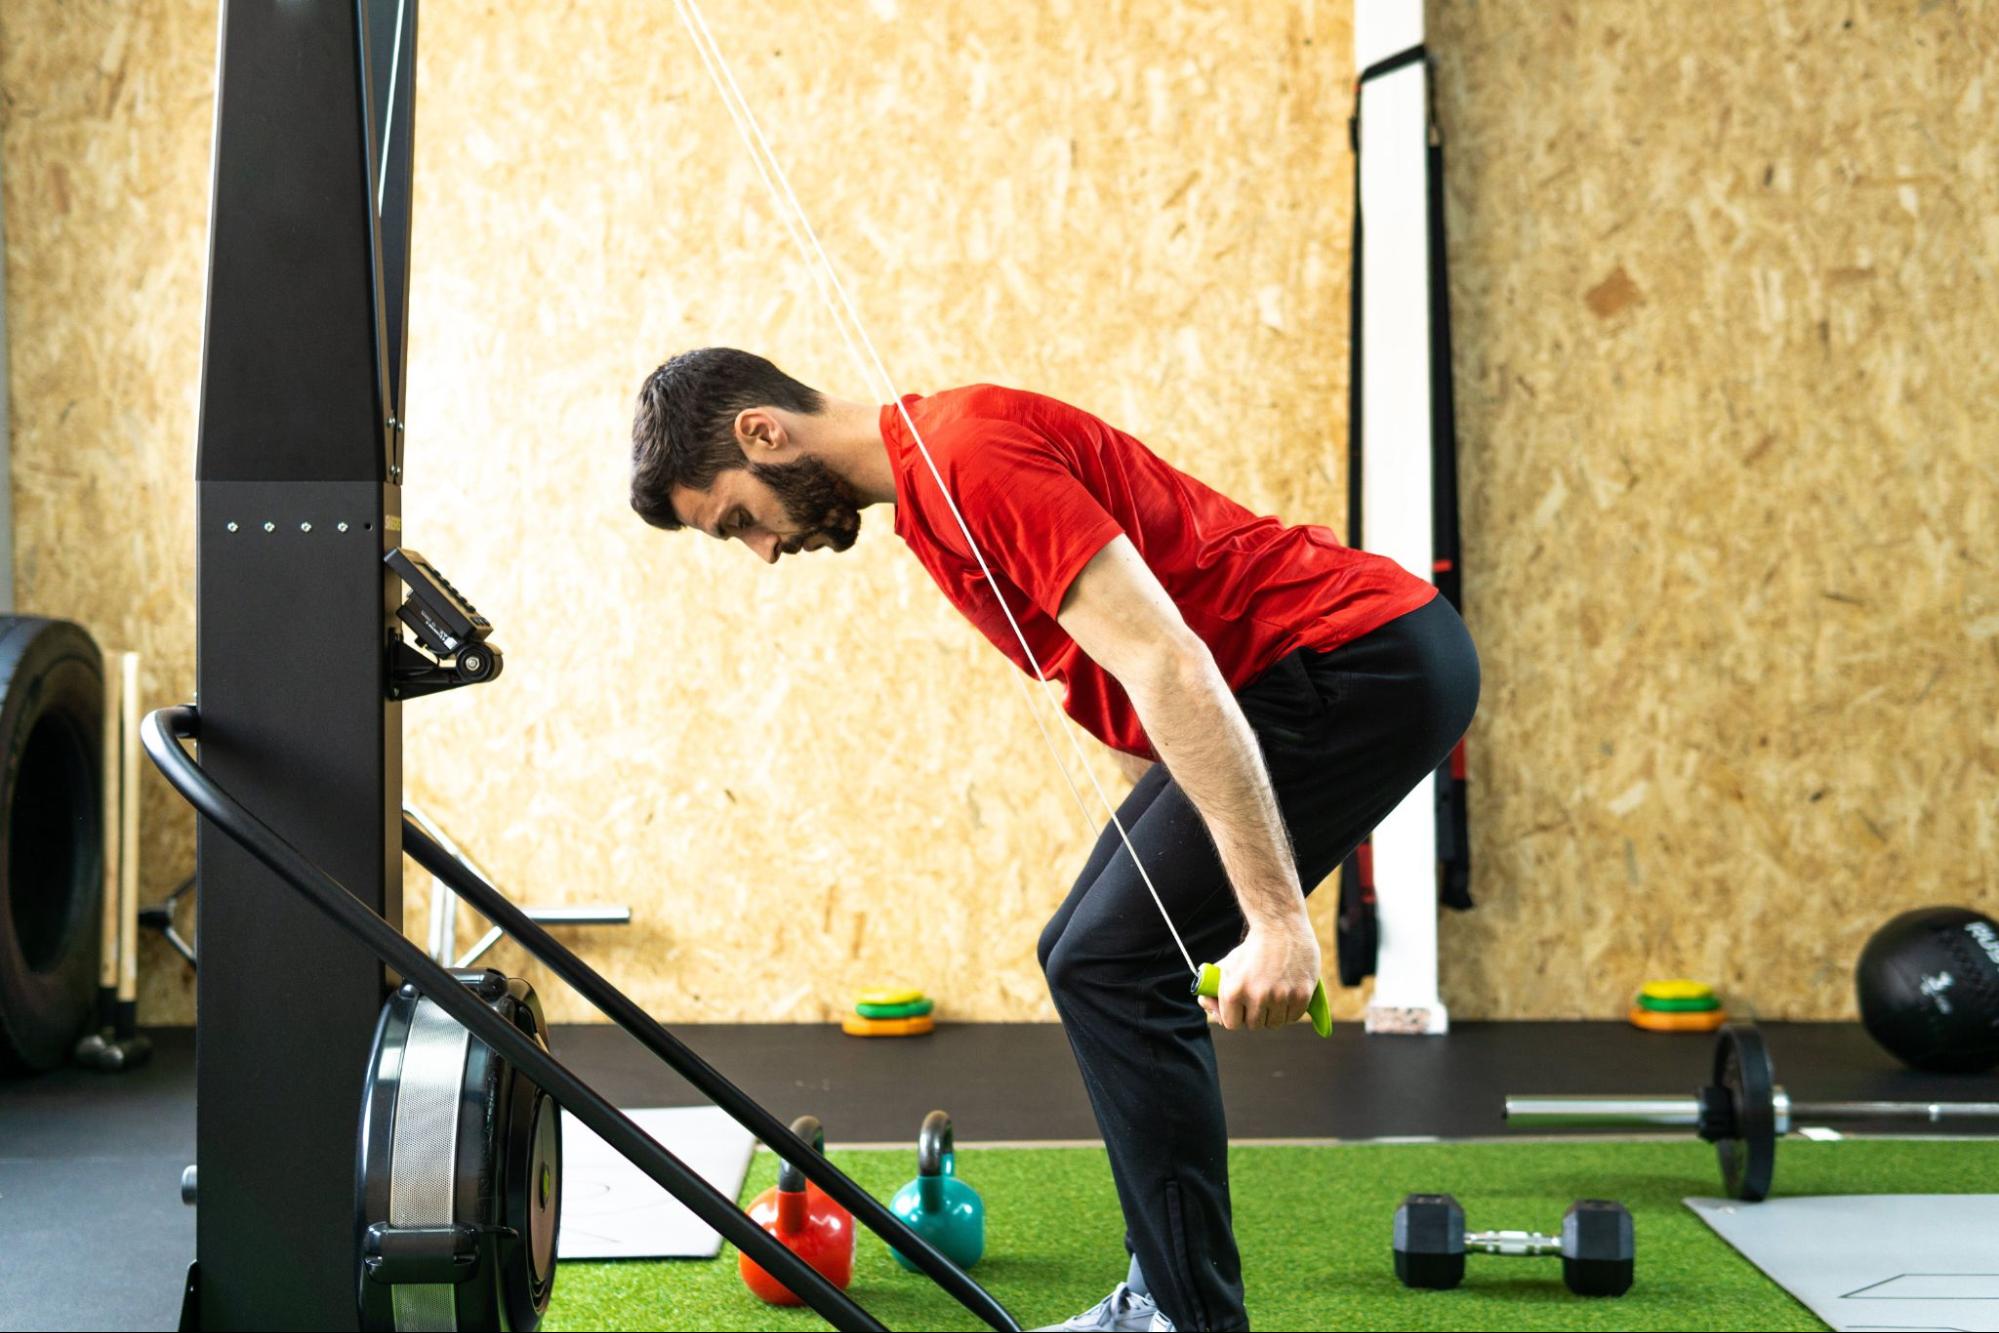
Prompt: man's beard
<box><xmin>750</xmin><ymin>457</ymin><xmax>864</xmax><ymax>554</ymax></box>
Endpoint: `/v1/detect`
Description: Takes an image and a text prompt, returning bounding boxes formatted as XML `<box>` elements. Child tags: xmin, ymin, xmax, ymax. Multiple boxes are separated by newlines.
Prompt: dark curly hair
<box><xmin>629</xmin><ymin>348</ymin><xmax>826</xmax><ymax>530</ymax></box>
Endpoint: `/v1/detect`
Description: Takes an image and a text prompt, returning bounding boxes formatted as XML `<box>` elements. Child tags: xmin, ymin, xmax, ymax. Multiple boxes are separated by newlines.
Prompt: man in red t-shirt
<box><xmin>631</xmin><ymin>348</ymin><xmax>1478</xmax><ymax>1332</ymax></box>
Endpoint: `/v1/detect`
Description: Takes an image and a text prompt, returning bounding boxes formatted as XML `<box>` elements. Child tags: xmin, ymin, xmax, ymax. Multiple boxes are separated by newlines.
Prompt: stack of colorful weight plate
<box><xmin>841</xmin><ymin>986</ymin><xmax>935</xmax><ymax>1037</ymax></box>
<box><xmin>1629</xmin><ymin>978</ymin><xmax>1726</xmax><ymax>1031</ymax></box>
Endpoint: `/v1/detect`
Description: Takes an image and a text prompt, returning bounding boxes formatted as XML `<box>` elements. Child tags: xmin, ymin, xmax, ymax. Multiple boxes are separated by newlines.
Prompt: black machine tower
<box><xmin>193</xmin><ymin>0</ymin><xmax>416</xmax><ymax>1322</ymax></box>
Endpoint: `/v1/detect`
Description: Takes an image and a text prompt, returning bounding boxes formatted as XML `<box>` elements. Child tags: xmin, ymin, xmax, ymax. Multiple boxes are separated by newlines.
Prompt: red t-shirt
<box><xmin>883</xmin><ymin>384</ymin><xmax>1436</xmax><ymax>758</ymax></box>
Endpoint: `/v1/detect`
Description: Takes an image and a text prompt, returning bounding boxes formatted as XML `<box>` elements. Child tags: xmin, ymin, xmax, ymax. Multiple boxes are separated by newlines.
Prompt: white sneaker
<box><xmin>1033</xmin><ymin>1282</ymin><xmax>1168</xmax><ymax>1332</ymax></box>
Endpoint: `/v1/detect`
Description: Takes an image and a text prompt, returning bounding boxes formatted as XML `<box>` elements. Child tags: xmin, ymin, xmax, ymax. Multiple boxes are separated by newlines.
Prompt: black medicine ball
<box><xmin>1855</xmin><ymin>906</ymin><xmax>1999</xmax><ymax>1073</ymax></box>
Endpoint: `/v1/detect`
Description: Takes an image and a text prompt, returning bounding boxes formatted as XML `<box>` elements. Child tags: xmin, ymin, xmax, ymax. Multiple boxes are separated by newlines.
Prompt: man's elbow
<box><xmin>1123</xmin><ymin>632</ymin><xmax>1218</xmax><ymax>704</ymax></box>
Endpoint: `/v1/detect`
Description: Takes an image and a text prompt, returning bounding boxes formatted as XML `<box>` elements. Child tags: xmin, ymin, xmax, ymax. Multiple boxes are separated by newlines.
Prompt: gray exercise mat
<box><xmin>1687</xmin><ymin>1194</ymin><xmax>1999</xmax><ymax>1332</ymax></box>
<box><xmin>558</xmin><ymin>1106</ymin><xmax>756</xmax><ymax>1259</ymax></box>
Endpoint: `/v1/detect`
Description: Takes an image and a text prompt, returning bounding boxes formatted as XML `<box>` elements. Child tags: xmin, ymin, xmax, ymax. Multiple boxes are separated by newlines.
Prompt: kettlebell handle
<box><xmin>917</xmin><ymin>1109</ymin><xmax>954</xmax><ymax>1178</ymax></box>
<box><xmin>777</xmin><ymin>1113</ymin><xmax>826</xmax><ymax>1193</ymax></box>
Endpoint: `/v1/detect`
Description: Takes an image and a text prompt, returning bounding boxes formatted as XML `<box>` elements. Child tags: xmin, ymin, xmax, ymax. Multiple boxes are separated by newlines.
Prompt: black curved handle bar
<box><xmin>143</xmin><ymin>704</ymin><xmax>1019</xmax><ymax>1333</ymax></box>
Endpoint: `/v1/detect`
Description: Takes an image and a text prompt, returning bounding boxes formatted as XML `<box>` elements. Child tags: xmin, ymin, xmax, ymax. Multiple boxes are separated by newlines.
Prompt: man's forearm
<box><xmin>1125</xmin><ymin>647</ymin><xmax>1305</xmax><ymax>932</ymax></box>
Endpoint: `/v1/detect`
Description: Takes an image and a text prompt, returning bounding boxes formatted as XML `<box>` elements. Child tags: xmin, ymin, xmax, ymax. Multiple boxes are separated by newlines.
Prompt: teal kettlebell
<box><xmin>888</xmin><ymin>1110</ymin><xmax>984</xmax><ymax>1271</ymax></box>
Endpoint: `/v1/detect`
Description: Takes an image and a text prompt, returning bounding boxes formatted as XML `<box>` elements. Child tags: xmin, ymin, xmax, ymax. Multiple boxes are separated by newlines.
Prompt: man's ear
<box><xmin>733</xmin><ymin>407</ymin><xmax>787</xmax><ymax>458</ymax></box>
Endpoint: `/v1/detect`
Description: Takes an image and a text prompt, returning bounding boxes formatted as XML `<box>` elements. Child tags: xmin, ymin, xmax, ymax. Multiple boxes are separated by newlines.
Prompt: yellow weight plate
<box><xmin>1638</xmin><ymin>978</ymin><xmax>1715</xmax><ymax>1002</ymax></box>
<box><xmin>856</xmin><ymin>986</ymin><xmax>926</xmax><ymax>1007</ymax></box>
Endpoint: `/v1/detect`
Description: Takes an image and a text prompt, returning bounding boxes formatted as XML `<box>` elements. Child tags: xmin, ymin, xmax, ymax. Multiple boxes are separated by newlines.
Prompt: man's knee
<box><xmin>1042</xmin><ymin>928</ymin><xmax>1150</xmax><ymax>1009</ymax></box>
<box><xmin>1040</xmin><ymin>931</ymin><xmax>1099</xmax><ymax>1003</ymax></box>
<box><xmin>1036</xmin><ymin>913</ymin><xmax>1066</xmax><ymax>977</ymax></box>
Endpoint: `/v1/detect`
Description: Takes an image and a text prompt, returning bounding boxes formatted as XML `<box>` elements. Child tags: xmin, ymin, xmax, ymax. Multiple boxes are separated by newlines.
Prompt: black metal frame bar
<box><xmin>400</xmin><ymin>819</ymin><xmax>1017</xmax><ymax>1326</ymax></box>
<box><xmin>146</xmin><ymin>706</ymin><xmax>1019</xmax><ymax>1333</ymax></box>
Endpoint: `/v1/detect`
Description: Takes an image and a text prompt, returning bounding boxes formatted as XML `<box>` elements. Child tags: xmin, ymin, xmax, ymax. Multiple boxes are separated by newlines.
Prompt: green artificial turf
<box><xmin>542</xmin><ymin>1136</ymin><xmax>1999</xmax><ymax>1331</ymax></box>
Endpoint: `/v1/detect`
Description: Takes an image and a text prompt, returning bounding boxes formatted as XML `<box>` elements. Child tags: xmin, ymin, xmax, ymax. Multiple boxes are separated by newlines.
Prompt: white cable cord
<box><xmin>670</xmin><ymin>0</ymin><xmax>1198</xmax><ymax>977</ymax></box>
<box><xmin>375</xmin><ymin>0</ymin><xmax>409</xmax><ymax>213</ymax></box>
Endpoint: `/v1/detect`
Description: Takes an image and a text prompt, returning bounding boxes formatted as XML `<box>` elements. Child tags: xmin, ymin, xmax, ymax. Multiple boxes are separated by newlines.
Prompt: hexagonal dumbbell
<box><xmin>1392</xmin><ymin>1193</ymin><xmax>1635</xmax><ymax>1296</ymax></box>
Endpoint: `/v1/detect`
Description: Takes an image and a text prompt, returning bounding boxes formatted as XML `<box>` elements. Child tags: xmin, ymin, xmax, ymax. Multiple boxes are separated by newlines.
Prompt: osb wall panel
<box><xmin>1428</xmin><ymin>0</ymin><xmax>1998</xmax><ymax>1017</ymax></box>
<box><xmin>1</xmin><ymin>0</ymin><xmax>212</xmax><ymax>1024</ymax></box>
<box><xmin>398</xmin><ymin>0</ymin><xmax>1360</xmax><ymax>1024</ymax></box>
<box><xmin>10</xmin><ymin>0</ymin><xmax>1988</xmax><ymax>1029</ymax></box>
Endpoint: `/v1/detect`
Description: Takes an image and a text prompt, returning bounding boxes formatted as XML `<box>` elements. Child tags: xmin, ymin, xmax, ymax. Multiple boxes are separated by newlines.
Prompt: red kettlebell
<box><xmin>738</xmin><ymin>1115</ymin><xmax>855</xmax><ymax>1305</ymax></box>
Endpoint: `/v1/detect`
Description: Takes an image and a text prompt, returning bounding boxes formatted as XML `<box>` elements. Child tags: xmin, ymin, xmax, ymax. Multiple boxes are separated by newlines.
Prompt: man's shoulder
<box><xmin>915</xmin><ymin>384</ymin><xmax>1104</xmax><ymax>458</ymax></box>
<box><xmin>916</xmin><ymin>383</ymin><xmax>1031</xmax><ymax>429</ymax></box>
<box><xmin>905</xmin><ymin>385</ymin><xmax>1037</xmax><ymax>463</ymax></box>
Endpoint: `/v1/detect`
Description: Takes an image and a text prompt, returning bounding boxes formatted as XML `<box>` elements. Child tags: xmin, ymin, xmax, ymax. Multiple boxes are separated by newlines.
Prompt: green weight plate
<box><xmin>856</xmin><ymin>998</ymin><xmax>934</xmax><ymax>1020</ymax></box>
<box><xmin>1714</xmin><ymin>1023</ymin><xmax>1776</xmax><ymax>1201</ymax></box>
<box><xmin>1636</xmin><ymin>992</ymin><xmax>1722</xmax><ymax>1013</ymax></box>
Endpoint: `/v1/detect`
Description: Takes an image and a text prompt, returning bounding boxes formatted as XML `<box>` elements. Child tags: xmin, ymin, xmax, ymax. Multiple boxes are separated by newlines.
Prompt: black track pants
<box><xmin>1036</xmin><ymin>595</ymin><xmax>1480</xmax><ymax>1331</ymax></box>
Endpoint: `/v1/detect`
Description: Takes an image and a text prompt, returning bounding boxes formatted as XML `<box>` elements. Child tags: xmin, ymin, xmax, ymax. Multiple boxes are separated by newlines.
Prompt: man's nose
<box><xmin>752</xmin><ymin>532</ymin><xmax>780</xmax><ymax>564</ymax></box>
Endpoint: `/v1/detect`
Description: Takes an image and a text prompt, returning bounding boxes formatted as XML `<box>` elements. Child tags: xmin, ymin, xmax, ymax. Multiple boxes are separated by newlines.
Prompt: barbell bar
<box><xmin>1504</xmin><ymin>1023</ymin><xmax>1999</xmax><ymax>1201</ymax></box>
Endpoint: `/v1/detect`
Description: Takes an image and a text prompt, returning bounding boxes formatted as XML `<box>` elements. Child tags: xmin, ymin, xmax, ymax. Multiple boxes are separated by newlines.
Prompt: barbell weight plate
<box><xmin>840</xmin><ymin>1014</ymin><xmax>935</xmax><ymax>1037</ymax></box>
<box><xmin>1713</xmin><ymin>1024</ymin><xmax>1777</xmax><ymax>1201</ymax></box>
<box><xmin>855</xmin><ymin>998</ymin><xmax>934</xmax><ymax>1020</ymax></box>
<box><xmin>857</xmin><ymin>986</ymin><xmax>926</xmax><ymax>1007</ymax></box>
<box><xmin>1638</xmin><ymin>979</ymin><xmax>1715</xmax><ymax>1003</ymax></box>
<box><xmin>1628</xmin><ymin>1004</ymin><xmax>1729</xmax><ymax>1033</ymax></box>
<box><xmin>1634</xmin><ymin>992</ymin><xmax>1722</xmax><ymax>1013</ymax></box>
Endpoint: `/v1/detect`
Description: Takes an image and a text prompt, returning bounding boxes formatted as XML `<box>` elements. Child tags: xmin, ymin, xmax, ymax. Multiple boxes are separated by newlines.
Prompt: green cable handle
<box><xmin>1193</xmin><ymin>962</ymin><xmax>1332</xmax><ymax>1038</ymax></box>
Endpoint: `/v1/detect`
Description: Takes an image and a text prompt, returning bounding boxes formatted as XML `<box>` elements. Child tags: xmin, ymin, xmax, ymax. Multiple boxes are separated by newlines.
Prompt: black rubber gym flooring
<box><xmin>2</xmin><ymin>1020</ymin><xmax>1984</xmax><ymax>1332</ymax></box>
